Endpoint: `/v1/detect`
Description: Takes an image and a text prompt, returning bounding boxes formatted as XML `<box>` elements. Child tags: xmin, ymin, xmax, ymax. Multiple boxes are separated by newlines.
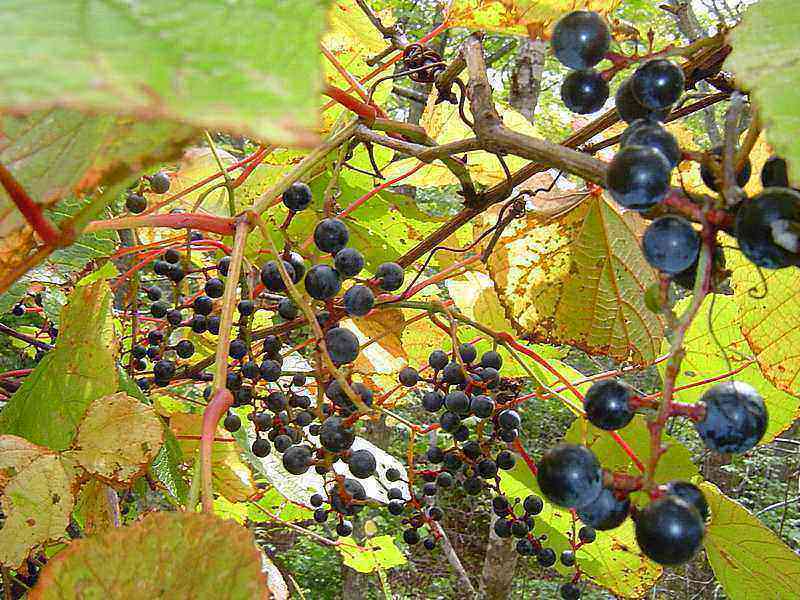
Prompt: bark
<box><xmin>508</xmin><ymin>38</ymin><xmax>546</xmax><ymax>124</ymax></box>
<box><xmin>479</xmin><ymin>514</ymin><xmax>518</xmax><ymax>599</ymax></box>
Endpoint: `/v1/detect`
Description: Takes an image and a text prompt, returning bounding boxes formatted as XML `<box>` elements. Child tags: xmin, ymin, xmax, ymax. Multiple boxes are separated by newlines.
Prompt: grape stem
<box><xmin>0</xmin><ymin>162</ymin><xmax>66</xmax><ymax>247</ymax></box>
<box><xmin>646</xmin><ymin>224</ymin><xmax>715</xmax><ymax>489</ymax></box>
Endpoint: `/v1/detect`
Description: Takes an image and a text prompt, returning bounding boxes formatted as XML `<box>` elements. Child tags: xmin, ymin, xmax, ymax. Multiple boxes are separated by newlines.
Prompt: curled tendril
<box><xmin>402</xmin><ymin>44</ymin><xmax>446</xmax><ymax>83</ymax></box>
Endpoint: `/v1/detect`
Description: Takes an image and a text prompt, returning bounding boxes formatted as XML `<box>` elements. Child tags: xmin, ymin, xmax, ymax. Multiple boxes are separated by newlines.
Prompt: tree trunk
<box><xmin>479</xmin><ymin>514</ymin><xmax>518</xmax><ymax>599</ymax></box>
<box><xmin>509</xmin><ymin>38</ymin><xmax>546</xmax><ymax>124</ymax></box>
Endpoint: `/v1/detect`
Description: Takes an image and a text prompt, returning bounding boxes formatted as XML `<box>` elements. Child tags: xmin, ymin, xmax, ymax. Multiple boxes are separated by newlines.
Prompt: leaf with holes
<box><xmin>29</xmin><ymin>512</ymin><xmax>273</xmax><ymax>599</ymax></box>
<box><xmin>0</xmin><ymin>281</ymin><xmax>118</xmax><ymax>450</ymax></box>
<box><xmin>499</xmin><ymin>460</ymin><xmax>661</xmax><ymax>598</ymax></box>
<box><xmin>0</xmin><ymin>441</ymin><xmax>75</xmax><ymax>568</ymax></box>
<box><xmin>0</xmin><ymin>110</ymin><xmax>195</xmax><ymax>292</ymax></box>
<box><xmin>667</xmin><ymin>293</ymin><xmax>800</xmax><ymax>442</ymax></box>
<box><xmin>0</xmin><ymin>1</ymin><xmax>324</xmax><ymax>146</ymax></box>
<box><xmin>701</xmin><ymin>482</ymin><xmax>800</xmax><ymax>600</ymax></box>
<box><xmin>446</xmin><ymin>0</ymin><xmax>621</xmax><ymax>36</ymax></box>
<box><xmin>485</xmin><ymin>194</ymin><xmax>663</xmax><ymax>364</ymax></box>
<box><xmin>727</xmin><ymin>0</ymin><xmax>800</xmax><ymax>184</ymax></box>
<box><xmin>66</xmin><ymin>392</ymin><xmax>164</xmax><ymax>484</ymax></box>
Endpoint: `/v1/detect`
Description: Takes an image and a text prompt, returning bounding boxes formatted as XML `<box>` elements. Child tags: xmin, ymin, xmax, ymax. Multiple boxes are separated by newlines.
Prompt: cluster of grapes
<box><xmin>537</xmin><ymin>378</ymin><xmax>767</xmax><ymax>568</ymax></box>
<box><xmin>389</xmin><ymin>344</ymin><xmax>595</xmax><ymax>596</ymax></box>
<box><xmin>124</xmin><ymin>170</ymin><xmax>172</xmax><ymax>214</ymax></box>
<box><xmin>128</xmin><ymin>180</ymin><xmax>418</xmax><ymax>537</ymax></box>
<box><xmin>553</xmin><ymin>10</ymin><xmax>800</xmax><ymax>278</ymax></box>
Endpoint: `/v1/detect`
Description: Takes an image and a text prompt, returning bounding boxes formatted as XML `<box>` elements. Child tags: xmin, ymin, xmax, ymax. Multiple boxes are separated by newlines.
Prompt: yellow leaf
<box><xmin>486</xmin><ymin>193</ymin><xmax>664</xmax><ymax>364</ymax></box>
<box><xmin>447</xmin><ymin>0</ymin><xmax>621</xmax><ymax>37</ymax></box>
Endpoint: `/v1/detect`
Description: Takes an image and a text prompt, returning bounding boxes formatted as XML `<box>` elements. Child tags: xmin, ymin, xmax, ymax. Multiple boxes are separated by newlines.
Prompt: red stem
<box><xmin>512</xmin><ymin>438</ymin><xmax>537</xmax><ymax>475</ymax></box>
<box><xmin>0</xmin><ymin>163</ymin><xmax>62</xmax><ymax>246</ymax></box>
<box><xmin>323</xmin><ymin>84</ymin><xmax>379</xmax><ymax>124</ymax></box>
<box><xmin>89</xmin><ymin>213</ymin><xmax>237</xmax><ymax>236</ymax></box>
<box><xmin>0</xmin><ymin>369</ymin><xmax>33</xmax><ymax>379</ymax></box>
<box><xmin>200</xmin><ymin>388</ymin><xmax>234</xmax><ymax>513</ymax></box>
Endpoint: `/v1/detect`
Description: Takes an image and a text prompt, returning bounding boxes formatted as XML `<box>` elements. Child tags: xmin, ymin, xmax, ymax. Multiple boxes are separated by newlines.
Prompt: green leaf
<box><xmin>0</xmin><ymin>281</ymin><xmax>118</xmax><ymax>450</ymax></box>
<box><xmin>499</xmin><ymin>460</ymin><xmax>661</xmax><ymax>598</ymax></box>
<box><xmin>0</xmin><ymin>109</ymin><xmax>194</xmax><ymax>291</ymax></box>
<box><xmin>337</xmin><ymin>535</ymin><xmax>407</xmax><ymax>573</ymax></box>
<box><xmin>248</xmin><ymin>488</ymin><xmax>313</xmax><ymax>523</ymax></box>
<box><xmin>0</xmin><ymin>443</ymin><xmax>75</xmax><ymax>568</ymax></box>
<box><xmin>701</xmin><ymin>482</ymin><xmax>800</xmax><ymax>600</ymax></box>
<box><xmin>565</xmin><ymin>415</ymin><xmax>699</xmax><ymax>486</ymax></box>
<box><xmin>666</xmin><ymin>293</ymin><xmax>800</xmax><ymax>442</ymax></box>
<box><xmin>485</xmin><ymin>195</ymin><xmax>664</xmax><ymax>365</ymax></box>
<box><xmin>727</xmin><ymin>0</ymin><xmax>800</xmax><ymax>183</ymax></box>
<box><xmin>0</xmin><ymin>1</ymin><xmax>325</xmax><ymax>145</ymax></box>
<box><xmin>149</xmin><ymin>430</ymin><xmax>189</xmax><ymax>504</ymax></box>
<box><xmin>29</xmin><ymin>512</ymin><xmax>274</xmax><ymax>599</ymax></box>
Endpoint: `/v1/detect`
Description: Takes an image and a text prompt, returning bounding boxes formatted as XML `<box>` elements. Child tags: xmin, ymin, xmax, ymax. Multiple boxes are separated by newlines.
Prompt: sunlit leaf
<box><xmin>701</xmin><ymin>482</ymin><xmax>800</xmax><ymax>600</ymax></box>
<box><xmin>337</xmin><ymin>535</ymin><xmax>407</xmax><ymax>573</ymax></box>
<box><xmin>486</xmin><ymin>194</ymin><xmax>663</xmax><ymax>364</ymax></box>
<box><xmin>66</xmin><ymin>392</ymin><xmax>164</xmax><ymax>484</ymax></box>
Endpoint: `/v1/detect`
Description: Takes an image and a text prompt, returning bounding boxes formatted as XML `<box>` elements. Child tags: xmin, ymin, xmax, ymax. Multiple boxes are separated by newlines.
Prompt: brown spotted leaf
<box><xmin>30</xmin><ymin>512</ymin><xmax>273</xmax><ymax>599</ymax></box>
<box><xmin>485</xmin><ymin>194</ymin><xmax>663</xmax><ymax>364</ymax></box>
<box><xmin>66</xmin><ymin>392</ymin><xmax>164</xmax><ymax>484</ymax></box>
<box><xmin>0</xmin><ymin>441</ymin><xmax>74</xmax><ymax>568</ymax></box>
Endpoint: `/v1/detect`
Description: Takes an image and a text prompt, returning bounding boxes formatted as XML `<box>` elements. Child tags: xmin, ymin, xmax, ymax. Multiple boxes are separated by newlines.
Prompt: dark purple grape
<box><xmin>343</xmin><ymin>285</ymin><xmax>374</xmax><ymax>316</ymax></box>
<box><xmin>376</xmin><ymin>262</ymin><xmax>404</xmax><ymax>291</ymax></box>
<box><xmin>615</xmin><ymin>78</ymin><xmax>670</xmax><ymax>124</ymax></box>
<box><xmin>634</xmin><ymin>496</ymin><xmax>704</xmax><ymax>565</ymax></box>
<box><xmin>278</xmin><ymin>298</ymin><xmax>298</xmax><ymax>320</ymax></box>
<box><xmin>149</xmin><ymin>171</ymin><xmax>171</xmax><ymax>194</ymax></box>
<box><xmin>577</xmin><ymin>486</ymin><xmax>630</xmax><ymax>530</ymax></box>
<box><xmin>480</xmin><ymin>351</ymin><xmax>503</xmax><ymax>370</ymax></box>
<box><xmin>428</xmin><ymin>350</ymin><xmax>448</xmax><ymax>371</ymax></box>
<box><xmin>320</xmin><ymin>416</ymin><xmax>355</xmax><ymax>452</ymax></box>
<box><xmin>334</xmin><ymin>248</ymin><xmax>364</xmax><ymax>278</ymax></box>
<box><xmin>620</xmin><ymin>119</ymin><xmax>680</xmax><ymax>167</ymax></box>
<box><xmin>735</xmin><ymin>187</ymin><xmax>800</xmax><ymax>269</ymax></box>
<box><xmin>282</xmin><ymin>182</ymin><xmax>313</xmax><ymax>212</ymax></box>
<box><xmin>607</xmin><ymin>145</ymin><xmax>672</xmax><ymax>210</ymax></box>
<box><xmin>665</xmin><ymin>480</ymin><xmax>709</xmax><ymax>522</ymax></box>
<box><xmin>399</xmin><ymin>366</ymin><xmax>419</xmax><ymax>387</ymax></box>
<box><xmin>175</xmin><ymin>339</ymin><xmax>194</xmax><ymax>359</ymax></box>
<box><xmin>223</xmin><ymin>412</ymin><xmax>241</xmax><ymax>433</ymax></box>
<box><xmin>304</xmin><ymin>265</ymin><xmax>341</xmax><ymax>300</ymax></box>
<box><xmin>537</xmin><ymin>444</ymin><xmax>603</xmax><ymax>509</ymax></box>
<box><xmin>283</xmin><ymin>445</ymin><xmax>312</xmax><ymax>475</ymax></box>
<box><xmin>642</xmin><ymin>216</ymin><xmax>700</xmax><ymax>275</ymax></box>
<box><xmin>584</xmin><ymin>379</ymin><xmax>635</xmax><ymax>430</ymax></box>
<box><xmin>631</xmin><ymin>59</ymin><xmax>685</xmax><ymax>110</ymax></box>
<box><xmin>325</xmin><ymin>327</ymin><xmax>359</xmax><ymax>365</ymax></box>
<box><xmin>314</xmin><ymin>218</ymin><xmax>349</xmax><ymax>254</ymax></box>
<box><xmin>561</xmin><ymin>69</ymin><xmax>609</xmax><ymax>114</ymax></box>
<box><xmin>204</xmin><ymin>277</ymin><xmax>224</xmax><ymax>298</ymax></box>
<box><xmin>348</xmin><ymin>449</ymin><xmax>376</xmax><ymax>478</ymax></box>
<box><xmin>695</xmin><ymin>381</ymin><xmax>767</xmax><ymax>453</ymax></box>
<box><xmin>193</xmin><ymin>295</ymin><xmax>214</xmax><ymax>316</ymax></box>
<box><xmin>761</xmin><ymin>156</ymin><xmax>790</xmax><ymax>188</ymax></box>
<box><xmin>125</xmin><ymin>192</ymin><xmax>147</xmax><ymax>213</ymax></box>
<box><xmin>551</xmin><ymin>10</ymin><xmax>610</xmax><ymax>70</ymax></box>
<box><xmin>444</xmin><ymin>390</ymin><xmax>470</xmax><ymax>415</ymax></box>
<box><xmin>252</xmin><ymin>438</ymin><xmax>271</xmax><ymax>458</ymax></box>
<box><xmin>260</xmin><ymin>260</ymin><xmax>295</xmax><ymax>292</ymax></box>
